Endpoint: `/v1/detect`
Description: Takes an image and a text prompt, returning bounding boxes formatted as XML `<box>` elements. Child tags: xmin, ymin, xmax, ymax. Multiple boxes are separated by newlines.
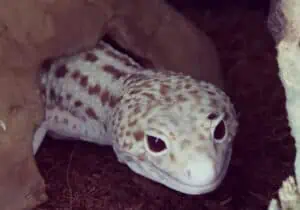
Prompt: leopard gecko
<box><xmin>33</xmin><ymin>40</ymin><xmax>238</xmax><ymax>195</ymax></box>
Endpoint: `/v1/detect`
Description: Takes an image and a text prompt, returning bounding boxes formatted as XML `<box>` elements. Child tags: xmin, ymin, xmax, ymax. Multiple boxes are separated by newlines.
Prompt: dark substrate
<box><xmin>35</xmin><ymin>3</ymin><xmax>295</xmax><ymax>210</ymax></box>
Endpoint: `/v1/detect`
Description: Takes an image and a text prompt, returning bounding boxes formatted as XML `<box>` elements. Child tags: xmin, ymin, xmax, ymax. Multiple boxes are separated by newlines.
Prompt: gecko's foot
<box><xmin>268</xmin><ymin>176</ymin><xmax>300</xmax><ymax>210</ymax></box>
<box><xmin>278</xmin><ymin>176</ymin><xmax>300</xmax><ymax>209</ymax></box>
<box><xmin>268</xmin><ymin>199</ymin><xmax>280</xmax><ymax>210</ymax></box>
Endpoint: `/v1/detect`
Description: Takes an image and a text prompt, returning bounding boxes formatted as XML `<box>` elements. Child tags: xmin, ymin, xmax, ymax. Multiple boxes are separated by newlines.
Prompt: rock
<box><xmin>0</xmin><ymin>0</ymin><xmax>222</xmax><ymax>209</ymax></box>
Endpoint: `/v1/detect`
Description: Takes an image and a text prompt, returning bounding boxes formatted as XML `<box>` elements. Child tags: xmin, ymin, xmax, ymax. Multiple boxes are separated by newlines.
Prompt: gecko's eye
<box><xmin>213</xmin><ymin>120</ymin><xmax>227</xmax><ymax>143</ymax></box>
<box><xmin>146</xmin><ymin>136</ymin><xmax>167</xmax><ymax>153</ymax></box>
<box><xmin>208</xmin><ymin>112</ymin><xmax>227</xmax><ymax>143</ymax></box>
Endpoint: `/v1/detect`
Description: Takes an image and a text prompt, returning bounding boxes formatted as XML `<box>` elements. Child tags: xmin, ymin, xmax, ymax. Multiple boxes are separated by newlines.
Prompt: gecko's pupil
<box><xmin>147</xmin><ymin>136</ymin><xmax>166</xmax><ymax>152</ymax></box>
<box><xmin>214</xmin><ymin>120</ymin><xmax>226</xmax><ymax>140</ymax></box>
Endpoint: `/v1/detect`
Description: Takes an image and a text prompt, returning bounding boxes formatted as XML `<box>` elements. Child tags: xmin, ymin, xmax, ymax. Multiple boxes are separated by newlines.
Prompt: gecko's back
<box><xmin>38</xmin><ymin>41</ymin><xmax>147</xmax><ymax>144</ymax></box>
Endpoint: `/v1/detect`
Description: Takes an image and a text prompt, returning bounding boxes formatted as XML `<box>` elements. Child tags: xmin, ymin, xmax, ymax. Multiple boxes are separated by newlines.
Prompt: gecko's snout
<box><xmin>183</xmin><ymin>154</ymin><xmax>217</xmax><ymax>186</ymax></box>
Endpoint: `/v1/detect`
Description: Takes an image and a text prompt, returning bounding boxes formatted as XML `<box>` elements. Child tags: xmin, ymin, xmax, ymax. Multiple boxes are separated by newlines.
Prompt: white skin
<box><xmin>33</xmin><ymin>41</ymin><xmax>238</xmax><ymax>195</ymax></box>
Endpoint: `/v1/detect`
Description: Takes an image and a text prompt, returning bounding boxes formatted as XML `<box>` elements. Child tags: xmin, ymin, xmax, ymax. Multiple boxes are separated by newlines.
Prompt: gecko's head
<box><xmin>112</xmin><ymin>73</ymin><xmax>238</xmax><ymax>195</ymax></box>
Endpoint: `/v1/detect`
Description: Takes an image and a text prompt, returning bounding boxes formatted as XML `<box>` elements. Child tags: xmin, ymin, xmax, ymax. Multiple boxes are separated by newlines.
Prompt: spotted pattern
<box><xmin>103</xmin><ymin>65</ymin><xmax>127</xmax><ymax>80</ymax></box>
<box><xmin>85</xmin><ymin>52</ymin><xmax>98</xmax><ymax>62</ymax></box>
<box><xmin>55</xmin><ymin>65</ymin><xmax>68</xmax><ymax>78</ymax></box>
<box><xmin>88</xmin><ymin>84</ymin><xmax>101</xmax><ymax>95</ymax></box>
<box><xmin>35</xmin><ymin>40</ymin><xmax>238</xmax><ymax>196</ymax></box>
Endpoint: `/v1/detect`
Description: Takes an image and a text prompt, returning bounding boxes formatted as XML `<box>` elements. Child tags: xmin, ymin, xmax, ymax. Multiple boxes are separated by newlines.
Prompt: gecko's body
<box><xmin>33</xmin><ymin>40</ymin><xmax>238</xmax><ymax>195</ymax></box>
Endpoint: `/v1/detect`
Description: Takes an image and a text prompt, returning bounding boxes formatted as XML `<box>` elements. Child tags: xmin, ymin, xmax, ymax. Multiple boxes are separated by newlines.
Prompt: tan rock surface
<box><xmin>0</xmin><ymin>0</ymin><xmax>221</xmax><ymax>209</ymax></box>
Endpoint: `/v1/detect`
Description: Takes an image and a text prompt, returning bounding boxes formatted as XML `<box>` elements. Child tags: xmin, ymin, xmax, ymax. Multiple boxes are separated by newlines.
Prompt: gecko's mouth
<box><xmin>125</xmin><ymin>147</ymin><xmax>232</xmax><ymax>195</ymax></box>
<box><xmin>158</xmin><ymin>148</ymin><xmax>233</xmax><ymax>195</ymax></box>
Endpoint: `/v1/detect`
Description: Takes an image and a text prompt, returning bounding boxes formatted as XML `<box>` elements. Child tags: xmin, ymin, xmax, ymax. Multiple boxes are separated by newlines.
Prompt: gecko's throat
<box><xmin>122</xmin><ymin>147</ymin><xmax>232</xmax><ymax>195</ymax></box>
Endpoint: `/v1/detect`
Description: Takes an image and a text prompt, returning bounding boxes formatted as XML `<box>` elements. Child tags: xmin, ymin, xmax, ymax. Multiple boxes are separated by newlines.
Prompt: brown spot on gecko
<box><xmin>123</xmin><ymin>99</ymin><xmax>131</xmax><ymax>106</ymax></box>
<box><xmin>159</xmin><ymin>84</ymin><xmax>170</xmax><ymax>96</ymax></box>
<box><xmin>176</xmin><ymin>94</ymin><xmax>187</xmax><ymax>102</ymax></box>
<box><xmin>125</xmin><ymin>131</ymin><xmax>131</xmax><ymax>136</ymax></box>
<box><xmin>100</xmin><ymin>90</ymin><xmax>109</xmax><ymax>105</ymax></box>
<box><xmin>190</xmin><ymin>91</ymin><xmax>201</xmax><ymax>102</ymax></box>
<box><xmin>102</xmin><ymin>65</ymin><xmax>127</xmax><ymax>80</ymax></box>
<box><xmin>224</xmin><ymin>111</ymin><xmax>229</xmax><ymax>121</ymax></box>
<box><xmin>58</xmin><ymin>105</ymin><xmax>64</xmax><ymax>111</ymax></box>
<box><xmin>152</xmin><ymin>78</ymin><xmax>160</xmax><ymax>83</ymax></box>
<box><xmin>109</xmin><ymin>96</ymin><xmax>121</xmax><ymax>108</ymax></box>
<box><xmin>50</xmin><ymin>88</ymin><xmax>56</xmax><ymax>100</ymax></box>
<box><xmin>121</xmin><ymin>141</ymin><xmax>129</xmax><ymax>148</ymax></box>
<box><xmin>184</xmin><ymin>83</ymin><xmax>192</xmax><ymax>89</ymax></box>
<box><xmin>118</xmin><ymin>111</ymin><xmax>123</xmax><ymax>123</ymax></box>
<box><xmin>169</xmin><ymin>153</ymin><xmax>176</xmax><ymax>162</ymax></box>
<box><xmin>169</xmin><ymin>132</ymin><xmax>176</xmax><ymax>140</ymax></box>
<box><xmin>142</xmin><ymin>92</ymin><xmax>156</xmax><ymax>101</ymax></box>
<box><xmin>57</xmin><ymin>96</ymin><xmax>63</xmax><ymax>105</ymax></box>
<box><xmin>80</xmin><ymin>75</ymin><xmax>88</xmax><ymax>87</ymax></box>
<box><xmin>63</xmin><ymin>119</ymin><xmax>68</xmax><ymax>124</ymax></box>
<box><xmin>88</xmin><ymin>84</ymin><xmax>101</xmax><ymax>95</ymax></box>
<box><xmin>199</xmin><ymin>108</ymin><xmax>206</xmax><ymax>113</ymax></box>
<box><xmin>55</xmin><ymin>65</ymin><xmax>68</xmax><ymax>78</ymax></box>
<box><xmin>74</xmin><ymin>100</ymin><xmax>83</xmax><ymax>107</ymax></box>
<box><xmin>128</xmin><ymin>89</ymin><xmax>141</xmax><ymax>95</ymax></box>
<box><xmin>120</xmin><ymin>131</ymin><xmax>125</xmax><ymax>138</ymax></box>
<box><xmin>128</xmin><ymin>119</ymin><xmax>137</xmax><ymax>127</ymax></box>
<box><xmin>71</xmin><ymin>71</ymin><xmax>81</xmax><ymax>80</ymax></box>
<box><xmin>86</xmin><ymin>107</ymin><xmax>98</xmax><ymax>120</ymax></box>
<box><xmin>66</xmin><ymin>94</ymin><xmax>72</xmax><ymax>100</ymax></box>
<box><xmin>85</xmin><ymin>52</ymin><xmax>98</xmax><ymax>62</ymax></box>
<box><xmin>134</xmin><ymin>106</ymin><xmax>141</xmax><ymax>114</ymax></box>
<box><xmin>46</xmin><ymin>104</ymin><xmax>55</xmax><ymax>110</ymax></box>
<box><xmin>111</xmin><ymin>119</ymin><xmax>115</xmax><ymax>128</ymax></box>
<box><xmin>133</xmin><ymin>131</ymin><xmax>144</xmax><ymax>141</ymax></box>
<box><xmin>189</xmin><ymin>89</ymin><xmax>199</xmax><ymax>95</ymax></box>
<box><xmin>104</xmin><ymin>50</ymin><xmax>118</xmax><ymax>59</ymax></box>
<box><xmin>207</xmin><ymin>90</ymin><xmax>216</xmax><ymax>95</ymax></box>
<box><xmin>148</xmin><ymin>118</ymin><xmax>154</xmax><ymax>124</ymax></box>
<box><xmin>139</xmin><ymin>81</ymin><xmax>153</xmax><ymax>88</ymax></box>
<box><xmin>210</xmin><ymin>99</ymin><xmax>218</xmax><ymax>108</ymax></box>
<box><xmin>128</xmin><ymin>104</ymin><xmax>133</xmax><ymax>110</ymax></box>
<box><xmin>165</xmin><ymin>96</ymin><xmax>172</xmax><ymax>103</ymax></box>
<box><xmin>199</xmin><ymin>134</ymin><xmax>206</xmax><ymax>140</ymax></box>
<box><xmin>137</xmin><ymin>154</ymin><xmax>145</xmax><ymax>161</ymax></box>
<box><xmin>176</xmin><ymin>83</ymin><xmax>183</xmax><ymax>90</ymax></box>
